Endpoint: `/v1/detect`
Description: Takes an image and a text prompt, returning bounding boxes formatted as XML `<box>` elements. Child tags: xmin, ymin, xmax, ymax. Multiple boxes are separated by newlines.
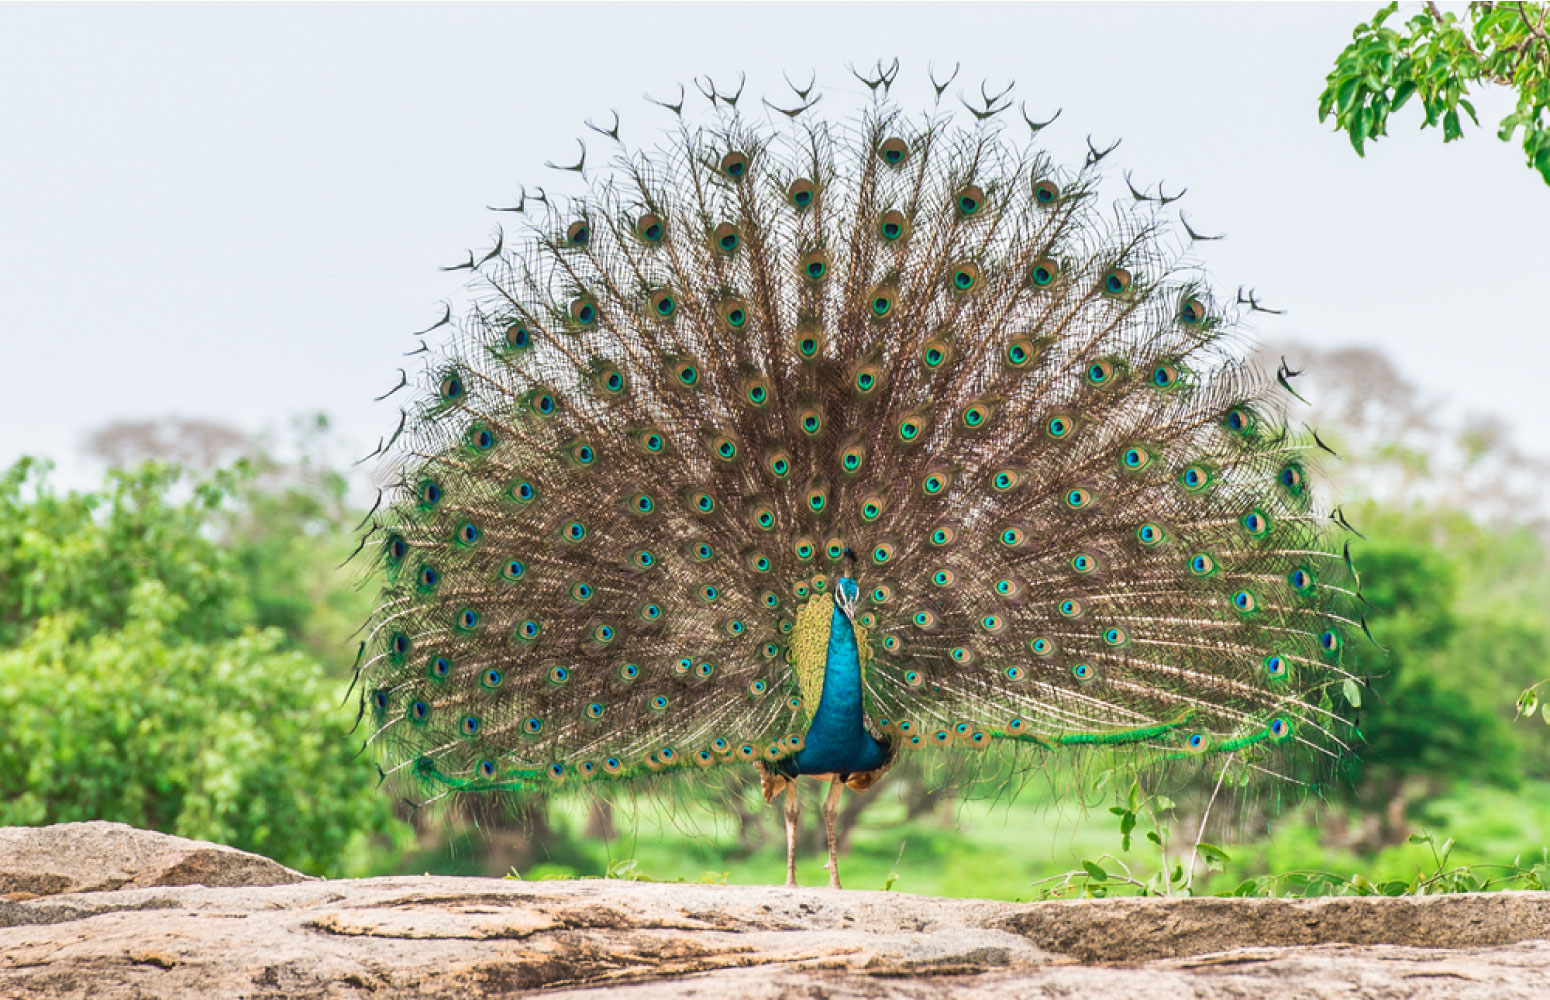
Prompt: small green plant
<box><xmin>881</xmin><ymin>842</ymin><xmax>907</xmax><ymax>891</ymax></box>
<box><xmin>1030</xmin><ymin>780</ymin><xmax>1228</xmax><ymax>899</ymax></box>
<box><xmin>1037</xmin><ymin>783</ymin><xmax>1550</xmax><ymax>899</ymax></box>
<box><xmin>1515</xmin><ymin>683</ymin><xmax>1550</xmax><ymax>724</ymax></box>
<box><xmin>1228</xmin><ymin>833</ymin><xmax>1550</xmax><ymax>898</ymax></box>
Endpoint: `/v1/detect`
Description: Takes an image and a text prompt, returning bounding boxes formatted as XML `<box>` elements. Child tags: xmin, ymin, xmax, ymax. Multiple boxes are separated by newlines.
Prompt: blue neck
<box><xmin>786</xmin><ymin>584</ymin><xmax>888</xmax><ymax>776</ymax></box>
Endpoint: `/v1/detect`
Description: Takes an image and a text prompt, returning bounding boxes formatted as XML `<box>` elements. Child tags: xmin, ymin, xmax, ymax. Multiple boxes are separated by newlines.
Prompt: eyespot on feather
<box><xmin>711</xmin><ymin>222</ymin><xmax>740</xmax><ymax>254</ymax></box>
<box><xmin>635</xmin><ymin>212</ymin><xmax>665</xmax><ymax>242</ymax></box>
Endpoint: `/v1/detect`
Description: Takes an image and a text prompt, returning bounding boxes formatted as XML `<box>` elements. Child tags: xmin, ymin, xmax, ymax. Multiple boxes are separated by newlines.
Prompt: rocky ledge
<box><xmin>2</xmin><ymin>822</ymin><xmax>1548</xmax><ymax>998</ymax></box>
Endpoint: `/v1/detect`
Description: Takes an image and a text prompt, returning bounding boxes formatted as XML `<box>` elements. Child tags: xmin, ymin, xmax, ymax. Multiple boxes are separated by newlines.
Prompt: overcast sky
<box><xmin>3</xmin><ymin>3</ymin><xmax>1546</xmax><ymax>491</ymax></box>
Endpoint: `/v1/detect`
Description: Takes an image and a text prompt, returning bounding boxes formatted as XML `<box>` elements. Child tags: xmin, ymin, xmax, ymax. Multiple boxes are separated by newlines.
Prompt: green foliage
<box><xmin>216</xmin><ymin>448</ymin><xmax>375</xmax><ymax>670</ymax></box>
<box><xmin>1321</xmin><ymin>1</ymin><xmax>1550</xmax><ymax>184</ymax></box>
<box><xmin>1039</xmin><ymin>784</ymin><xmax>1550</xmax><ymax>900</ymax></box>
<box><xmin>0</xmin><ymin>457</ymin><xmax>409</xmax><ymax>876</ymax></box>
<box><xmin>1338</xmin><ymin>503</ymin><xmax>1545</xmax><ymax>800</ymax></box>
<box><xmin>0</xmin><ymin>458</ymin><xmax>254</xmax><ymax>648</ymax></box>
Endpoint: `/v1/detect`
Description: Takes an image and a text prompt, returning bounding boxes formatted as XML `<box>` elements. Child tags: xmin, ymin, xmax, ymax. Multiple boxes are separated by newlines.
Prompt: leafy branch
<box><xmin>1320</xmin><ymin>1</ymin><xmax>1550</xmax><ymax>184</ymax></box>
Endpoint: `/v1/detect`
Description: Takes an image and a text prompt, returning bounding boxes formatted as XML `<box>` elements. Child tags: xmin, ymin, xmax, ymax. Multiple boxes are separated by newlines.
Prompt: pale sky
<box><xmin>3</xmin><ymin>3</ymin><xmax>1547</xmax><ymax>491</ymax></box>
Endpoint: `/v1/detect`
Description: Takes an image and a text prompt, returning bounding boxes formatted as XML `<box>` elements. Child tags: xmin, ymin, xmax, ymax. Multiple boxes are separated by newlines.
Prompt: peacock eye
<box><xmin>787</xmin><ymin>177</ymin><xmax>816</xmax><ymax>208</ymax></box>
<box><xmin>569</xmin><ymin>297</ymin><xmax>598</xmax><ymax>326</ymax></box>
<box><xmin>1029</xmin><ymin>258</ymin><xmax>1060</xmax><ymax>288</ymax></box>
<box><xmin>949</xmin><ymin>261</ymin><xmax>981</xmax><ymax>292</ymax></box>
<box><xmin>1101</xmin><ymin>268</ymin><xmax>1133</xmax><ymax>296</ymax></box>
<box><xmin>712</xmin><ymin>222</ymin><xmax>741</xmax><ymax>254</ymax></box>
<box><xmin>636</xmin><ymin>212</ymin><xmax>665</xmax><ymax>242</ymax></box>
<box><xmin>504</xmin><ymin>322</ymin><xmax>533</xmax><ymax>351</ymax></box>
<box><xmin>648</xmin><ymin>289</ymin><xmax>676</xmax><ymax>320</ymax></box>
<box><xmin>1032</xmin><ymin>179</ymin><xmax>1060</xmax><ymax>204</ymax></box>
<box><xmin>720</xmin><ymin>150</ymin><xmax>750</xmax><ymax>179</ymax></box>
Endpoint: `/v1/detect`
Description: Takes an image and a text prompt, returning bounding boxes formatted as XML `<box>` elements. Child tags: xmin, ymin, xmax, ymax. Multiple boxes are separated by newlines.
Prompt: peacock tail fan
<box><xmin>356</xmin><ymin>65</ymin><xmax>1367</xmax><ymax>815</ymax></box>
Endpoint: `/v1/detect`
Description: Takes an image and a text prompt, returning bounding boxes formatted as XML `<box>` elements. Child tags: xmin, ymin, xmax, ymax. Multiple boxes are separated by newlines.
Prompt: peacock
<box><xmin>355</xmin><ymin>63</ymin><xmax>1367</xmax><ymax>889</ymax></box>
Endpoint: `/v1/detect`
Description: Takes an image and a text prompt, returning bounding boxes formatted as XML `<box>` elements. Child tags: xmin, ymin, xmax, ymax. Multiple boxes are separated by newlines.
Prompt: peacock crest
<box><xmin>354</xmin><ymin>63</ymin><xmax>1367</xmax><ymax>879</ymax></box>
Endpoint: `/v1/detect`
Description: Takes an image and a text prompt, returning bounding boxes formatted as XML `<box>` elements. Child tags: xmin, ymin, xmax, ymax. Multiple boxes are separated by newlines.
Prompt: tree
<box><xmin>0</xmin><ymin>458</ymin><xmax>410</xmax><ymax>875</ymax></box>
<box><xmin>1321</xmin><ymin>1</ymin><xmax>1550</xmax><ymax>185</ymax></box>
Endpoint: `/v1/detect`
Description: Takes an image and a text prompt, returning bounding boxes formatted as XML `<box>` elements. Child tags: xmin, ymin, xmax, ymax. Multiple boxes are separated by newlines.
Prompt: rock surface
<box><xmin>0</xmin><ymin>821</ymin><xmax>310</xmax><ymax>899</ymax></box>
<box><xmin>2</xmin><ymin>823</ymin><xmax>1549</xmax><ymax>998</ymax></box>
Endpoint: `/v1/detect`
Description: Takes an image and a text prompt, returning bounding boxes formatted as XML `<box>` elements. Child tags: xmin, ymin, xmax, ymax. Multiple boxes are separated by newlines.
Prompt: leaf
<box><xmin>1517</xmin><ymin>689</ymin><xmax>1539</xmax><ymax>718</ymax></box>
<box><xmin>1343</xmin><ymin>678</ymin><xmax>1362</xmax><ymax>708</ymax></box>
<box><xmin>1147</xmin><ymin>830</ymin><xmax>1163</xmax><ymax>846</ymax></box>
<box><xmin>1408</xmin><ymin>832</ymin><xmax>1433</xmax><ymax>845</ymax></box>
<box><xmin>1153</xmin><ymin>795</ymin><xmax>1177</xmax><ymax>812</ymax></box>
<box><xmin>1197</xmin><ymin>843</ymin><xmax>1232</xmax><ymax>864</ymax></box>
<box><xmin>1349</xmin><ymin>111</ymin><xmax>1369</xmax><ymax>155</ymax></box>
<box><xmin>1392</xmin><ymin>79</ymin><xmax>1417</xmax><ymax>112</ymax></box>
<box><xmin>1082</xmin><ymin>860</ymin><xmax>1109</xmax><ymax>883</ymax></box>
<box><xmin>1444</xmin><ymin>109</ymin><xmax>1462</xmax><ymax>141</ymax></box>
<box><xmin>1337</xmin><ymin>76</ymin><xmax>1361</xmax><ymax>113</ymax></box>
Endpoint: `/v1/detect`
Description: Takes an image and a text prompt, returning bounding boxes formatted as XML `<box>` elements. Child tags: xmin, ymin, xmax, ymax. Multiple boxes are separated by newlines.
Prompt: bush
<box><xmin>0</xmin><ymin>458</ymin><xmax>409</xmax><ymax>875</ymax></box>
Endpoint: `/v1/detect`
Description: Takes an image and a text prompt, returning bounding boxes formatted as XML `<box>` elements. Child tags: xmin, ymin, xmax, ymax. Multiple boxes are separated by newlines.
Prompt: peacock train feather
<box><xmin>355</xmin><ymin>64</ymin><xmax>1367</xmax><ymax>886</ymax></box>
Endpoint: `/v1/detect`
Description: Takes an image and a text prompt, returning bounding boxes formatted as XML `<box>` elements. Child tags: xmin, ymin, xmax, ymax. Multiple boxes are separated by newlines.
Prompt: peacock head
<box><xmin>834</xmin><ymin>576</ymin><xmax>860</xmax><ymax>620</ymax></box>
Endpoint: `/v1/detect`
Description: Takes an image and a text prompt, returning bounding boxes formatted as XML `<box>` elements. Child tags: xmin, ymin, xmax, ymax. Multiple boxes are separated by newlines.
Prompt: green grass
<box><xmin>402</xmin><ymin>779</ymin><xmax>1550</xmax><ymax>900</ymax></box>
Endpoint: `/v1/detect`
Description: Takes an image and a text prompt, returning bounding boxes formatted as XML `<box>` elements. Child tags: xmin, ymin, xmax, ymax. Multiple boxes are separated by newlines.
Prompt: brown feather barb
<box><xmin>358</xmin><ymin>68</ymin><xmax>1363</xmax><ymax>828</ymax></box>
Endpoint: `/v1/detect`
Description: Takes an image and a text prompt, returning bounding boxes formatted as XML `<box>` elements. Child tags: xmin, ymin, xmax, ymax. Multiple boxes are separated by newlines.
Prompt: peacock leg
<box><xmin>783</xmin><ymin>780</ymin><xmax>800</xmax><ymax>888</ymax></box>
<box><xmin>821</xmin><ymin>776</ymin><xmax>844</xmax><ymax>889</ymax></box>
